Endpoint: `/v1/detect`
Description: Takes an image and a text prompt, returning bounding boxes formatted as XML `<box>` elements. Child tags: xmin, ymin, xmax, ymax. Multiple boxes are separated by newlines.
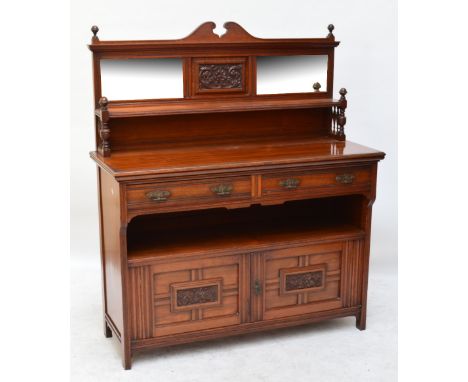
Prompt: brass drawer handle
<box><xmin>211</xmin><ymin>184</ymin><xmax>233</xmax><ymax>196</ymax></box>
<box><xmin>146</xmin><ymin>190</ymin><xmax>171</xmax><ymax>202</ymax></box>
<box><xmin>253</xmin><ymin>279</ymin><xmax>262</xmax><ymax>296</ymax></box>
<box><xmin>336</xmin><ymin>174</ymin><xmax>355</xmax><ymax>184</ymax></box>
<box><xmin>279</xmin><ymin>178</ymin><xmax>300</xmax><ymax>189</ymax></box>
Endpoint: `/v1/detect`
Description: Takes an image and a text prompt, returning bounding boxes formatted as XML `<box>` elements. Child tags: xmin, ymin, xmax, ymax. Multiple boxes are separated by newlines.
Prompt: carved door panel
<box><xmin>251</xmin><ymin>240</ymin><xmax>363</xmax><ymax>322</ymax></box>
<box><xmin>128</xmin><ymin>254</ymin><xmax>249</xmax><ymax>339</ymax></box>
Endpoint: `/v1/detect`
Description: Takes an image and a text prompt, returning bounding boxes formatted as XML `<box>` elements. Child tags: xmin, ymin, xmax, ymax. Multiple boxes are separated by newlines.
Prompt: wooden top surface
<box><xmin>91</xmin><ymin>138</ymin><xmax>385</xmax><ymax>179</ymax></box>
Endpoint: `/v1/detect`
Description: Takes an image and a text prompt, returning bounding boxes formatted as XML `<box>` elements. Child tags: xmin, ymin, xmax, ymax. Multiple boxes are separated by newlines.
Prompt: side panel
<box><xmin>100</xmin><ymin>169</ymin><xmax>124</xmax><ymax>333</ymax></box>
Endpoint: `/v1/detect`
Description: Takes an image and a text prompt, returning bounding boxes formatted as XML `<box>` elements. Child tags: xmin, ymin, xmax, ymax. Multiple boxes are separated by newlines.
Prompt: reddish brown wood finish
<box><xmin>91</xmin><ymin>139</ymin><xmax>383</xmax><ymax>180</ymax></box>
<box><xmin>97</xmin><ymin>96</ymin><xmax>340</xmax><ymax>119</ymax></box>
<box><xmin>89</xmin><ymin>22</ymin><xmax>385</xmax><ymax>369</ymax></box>
<box><xmin>88</xmin><ymin>21</ymin><xmax>340</xmax><ymax>56</ymax></box>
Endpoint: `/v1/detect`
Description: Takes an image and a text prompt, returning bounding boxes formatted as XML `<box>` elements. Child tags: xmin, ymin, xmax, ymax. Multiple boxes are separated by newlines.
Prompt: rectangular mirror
<box><xmin>100</xmin><ymin>58</ymin><xmax>183</xmax><ymax>100</ymax></box>
<box><xmin>256</xmin><ymin>55</ymin><xmax>328</xmax><ymax>95</ymax></box>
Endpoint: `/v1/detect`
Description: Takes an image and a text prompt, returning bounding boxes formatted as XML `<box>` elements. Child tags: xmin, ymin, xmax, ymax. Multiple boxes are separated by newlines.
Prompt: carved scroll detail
<box><xmin>183</xmin><ymin>21</ymin><xmax>258</xmax><ymax>42</ymax></box>
<box><xmin>199</xmin><ymin>64</ymin><xmax>243</xmax><ymax>89</ymax></box>
<box><xmin>285</xmin><ymin>271</ymin><xmax>323</xmax><ymax>291</ymax></box>
<box><xmin>176</xmin><ymin>285</ymin><xmax>219</xmax><ymax>307</ymax></box>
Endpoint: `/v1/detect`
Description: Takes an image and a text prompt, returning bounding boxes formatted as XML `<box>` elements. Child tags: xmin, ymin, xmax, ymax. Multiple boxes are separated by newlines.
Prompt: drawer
<box><xmin>127</xmin><ymin>176</ymin><xmax>251</xmax><ymax>213</ymax></box>
<box><xmin>128</xmin><ymin>254</ymin><xmax>248</xmax><ymax>339</ymax></box>
<box><xmin>261</xmin><ymin>166</ymin><xmax>371</xmax><ymax>198</ymax></box>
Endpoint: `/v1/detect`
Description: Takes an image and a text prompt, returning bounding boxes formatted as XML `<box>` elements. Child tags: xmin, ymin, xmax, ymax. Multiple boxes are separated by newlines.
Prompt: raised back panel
<box><xmin>89</xmin><ymin>21</ymin><xmax>339</xmax><ymax>103</ymax></box>
<box><xmin>109</xmin><ymin>108</ymin><xmax>331</xmax><ymax>151</ymax></box>
<box><xmin>89</xmin><ymin>22</ymin><xmax>344</xmax><ymax>155</ymax></box>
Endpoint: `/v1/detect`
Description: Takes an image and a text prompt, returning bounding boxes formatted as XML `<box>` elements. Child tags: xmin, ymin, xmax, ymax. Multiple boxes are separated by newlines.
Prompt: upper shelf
<box><xmin>96</xmin><ymin>97</ymin><xmax>341</xmax><ymax>119</ymax></box>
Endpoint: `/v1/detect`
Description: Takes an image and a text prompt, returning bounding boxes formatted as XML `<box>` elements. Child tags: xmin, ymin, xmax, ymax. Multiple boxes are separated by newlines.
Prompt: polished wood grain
<box><xmin>149</xmin><ymin>254</ymin><xmax>246</xmax><ymax>337</ymax></box>
<box><xmin>132</xmin><ymin>307</ymin><xmax>359</xmax><ymax>351</ymax></box>
<box><xmin>96</xmin><ymin>97</ymin><xmax>341</xmax><ymax>118</ymax></box>
<box><xmin>100</xmin><ymin>109</ymin><xmax>332</xmax><ymax>153</ymax></box>
<box><xmin>88</xmin><ymin>21</ymin><xmax>340</xmax><ymax>57</ymax></box>
<box><xmin>91</xmin><ymin>138</ymin><xmax>383</xmax><ymax>179</ymax></box>
<box><xmin>89</xmin><ymin>22</ymin><xmax>385</xmax><ymax>369</ymax></box>
<box><xmin>262</xmin><ymin>242</ymin><xmax>345</xmax><ymax>320</ymax></box>
<box><xmin>125</xmin><ymin>197</ymin><xmax>366</xmax><ymax>262</ymax></box>
<box><xmin>262</xmin><ymin>165</ymin><xmax>371</xmax><ymax>196</ymax></box>
<box><xmin>127</xmin><ymin>176</ymin><xmax>251</xmax><ymax>203</ymax></box>
<box><xmin>100</xmin><ymin>170</ymin><xmax>124</xmax><ymax>333</ymax></box>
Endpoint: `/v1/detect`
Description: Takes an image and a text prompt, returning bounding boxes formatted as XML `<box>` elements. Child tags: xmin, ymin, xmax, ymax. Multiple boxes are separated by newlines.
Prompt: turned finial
<box><xmin>91</xmin><ymin>25</ymin><xmax>99</xmax><ymax>42</ymax></box>
<box><xmin>327</xmin><ymin>24</ymin><xmax>335</xmax><ymax>39</ymax></box>
<box><xmin>313</xmin><ymin>82</ymin><xmax>322</xmax><ymax>92</ymax></box>
<box><xmin>339</xmin><ymin>88</ymin><xmax>347</xmax><ymax>101</ymax></box>
<box><xmin>99</xmin><ymin>96</ymin><xmax>108</xmax><ymax>109</ymax></box>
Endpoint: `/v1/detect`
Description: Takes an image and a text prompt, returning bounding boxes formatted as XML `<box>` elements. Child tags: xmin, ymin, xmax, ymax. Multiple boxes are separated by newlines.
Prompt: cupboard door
<box><xmin>128</xmin><ymin>254</ymin><xmax>249</xmax><ymax>340</ymax></box>
<box><xmin>251</xmin><ymin>240</ymin><xmax>363</xmax><ymax>322</ymax></box>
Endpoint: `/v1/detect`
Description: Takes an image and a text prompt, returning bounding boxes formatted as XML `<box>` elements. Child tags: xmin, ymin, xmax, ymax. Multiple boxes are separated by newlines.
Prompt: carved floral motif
<box><xmin>285</xmin><ymin>271</ymin><xmax>323</xmax><ymax>291</ymax></box>
<box><xmin>199</xmin><ymin>64</ymin><xmax>242</xmax><ymax>89</ymax></box>
<box><xmin>176</xmin><ymin>285</ymin><xmax>219</xmax><ymax>306</ymax></box>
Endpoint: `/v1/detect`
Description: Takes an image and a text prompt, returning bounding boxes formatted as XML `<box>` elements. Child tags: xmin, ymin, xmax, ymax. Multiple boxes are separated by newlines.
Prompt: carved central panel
<box><xmin>199</xmin><ymin>64</ymin><xmax>243</xmax><ymax>89</ymax></box>
<box><xmin>285</xmin><ymin>271</ymin><xmax>323</xmax><ymax>291</ymax></box>
<box><xmin>170</xmin><ymin>278</ymin><xmax>223</xmax><ymax>312</ymax></box>
<box><xmin>176</xmin><ymin>285</ymin><xmax>219</xmax><ymax>307</ymax></box>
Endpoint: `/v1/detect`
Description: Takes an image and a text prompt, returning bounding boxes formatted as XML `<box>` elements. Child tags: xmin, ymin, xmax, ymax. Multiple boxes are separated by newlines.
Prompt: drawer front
<box><xmin>128</xmin><ymin>254</ymin><xmax>248</xmax><ymax>339</ymax></box>
<box><xmin>262</xmin><ymin>166</ymin><xmax>371</xmax><ymax>199</ymax></box>
<box><xmin>127</xmin><ymin>176</ymin><xmax>251</xmax><ymax>213</ymax></box>
<box><xmin>254</xmin><ymin>240</ymin><xmax>363</xmax><ymax>321</ymax></box>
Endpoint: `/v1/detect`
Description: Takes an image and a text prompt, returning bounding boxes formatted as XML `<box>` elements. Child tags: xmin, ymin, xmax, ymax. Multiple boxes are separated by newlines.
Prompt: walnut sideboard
<box><xmin>88</xmin><ymin>22</ymin><xmax>385</xmax><ymax>369</ymax></box>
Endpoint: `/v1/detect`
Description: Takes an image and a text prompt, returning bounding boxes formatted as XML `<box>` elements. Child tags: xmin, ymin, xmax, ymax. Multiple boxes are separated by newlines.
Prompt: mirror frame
<box><xmin>89</xmin><ymin>22</ymin><xmax>339</xmax><ymax>106</ymax></box>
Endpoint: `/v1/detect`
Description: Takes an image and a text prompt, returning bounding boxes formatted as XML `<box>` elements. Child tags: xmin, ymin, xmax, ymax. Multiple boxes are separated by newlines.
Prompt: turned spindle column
<box><xmin>98</xmin><ymin>97</ymin><xmax>110</xmax><ymax>157</ymax></box>
<box><xmin>330</xmin><ymin>88</ymin><xmax>347</xmax><ymax>141</ymax></box>
<box><xmin>337</xmin><ymin>88</ymin><xmax>347</xmax><ymax>139</ymax></box>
